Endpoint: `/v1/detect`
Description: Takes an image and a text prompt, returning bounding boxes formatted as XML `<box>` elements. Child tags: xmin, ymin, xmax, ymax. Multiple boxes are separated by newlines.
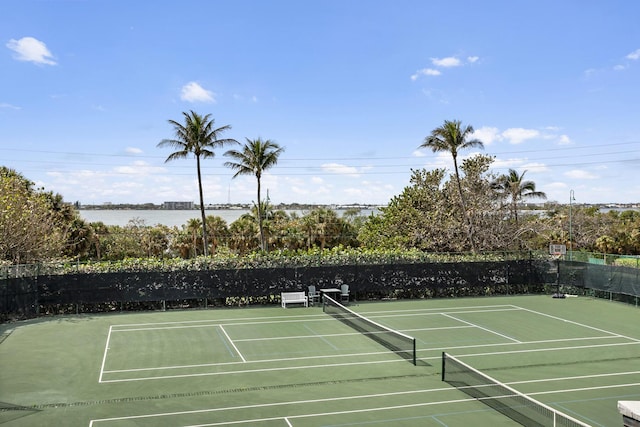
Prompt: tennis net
<box><xmin>441</xmin><ymin>352</ymin><xmax>591</xmax><ymax>427</ymax></box>
<box><xmin>323</xmin><ymin>295</ymin><xmax>416</xmax><ymax>365</ymax></box>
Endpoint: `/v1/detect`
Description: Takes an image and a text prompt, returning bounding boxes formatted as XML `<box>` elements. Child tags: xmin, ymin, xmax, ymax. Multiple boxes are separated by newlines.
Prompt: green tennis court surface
<box><xmin>1</xmin><ymin>295</ymin><xmax>639</xmax><ymax>426</ymax></box>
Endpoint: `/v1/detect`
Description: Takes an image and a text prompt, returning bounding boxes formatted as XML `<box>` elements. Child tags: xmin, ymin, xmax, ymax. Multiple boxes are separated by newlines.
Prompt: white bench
<box><xmin>281</xmin><ymin>291</ymin><xmax>308</xmax><ymax>308</ymax></box>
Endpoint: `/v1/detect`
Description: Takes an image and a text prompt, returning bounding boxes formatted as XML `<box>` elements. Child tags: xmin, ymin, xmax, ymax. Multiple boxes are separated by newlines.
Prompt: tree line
<box><xmin>2</xmin><ymin>118</ymin><xmax>639</xmax><ymax>264</ymax></box>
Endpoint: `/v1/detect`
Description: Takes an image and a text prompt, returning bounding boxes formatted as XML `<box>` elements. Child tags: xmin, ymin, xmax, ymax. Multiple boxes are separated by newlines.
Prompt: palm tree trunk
<box><xmin>256</xmin><ymin>177</ymin><xmax>265</xmax><ymax>251</ymax></box>
<box><xmin>196</xmin><ymin>155</ymin><xmax>209</xmax><ymax>257</ymax></box>
<box><xmin>453</xmin><ymin>156</ymin><xmax>477</xmax><ymax>253</ymax></box>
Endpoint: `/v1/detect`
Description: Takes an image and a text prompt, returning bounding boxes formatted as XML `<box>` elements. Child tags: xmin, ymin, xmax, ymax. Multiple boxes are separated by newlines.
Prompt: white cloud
<box><xmin>126</xmin><ymin>147</ymin><xmax>143</xmax><ymax>154</ymax></box>
<box><xmin>501</xmin><ymin>128</ymin><xmax>540</xmax><ymax>144</ymax></box>
<box><xmin>291</xmin><ymin>186</ymin><xmax>310</xmax><ymax>196</ymax></box>
<box><xmin>0</xmin><ymin>102</ymin><xmax>21</xmax><ymax>110</ymax></box>
<box><xmin>472</xmin><ymin>126</ymin><xmax>502</xmax><ymax>145</ymax></box>
<box><xmin>6</xmin><ymin>37</ymin><xmax>57</xmax><ymax>65</ymax></box>
<box><xmin>413</xmin><ymin>55</ymin><xmax>479</xmax><ymax>80</ymax></box>
<box><xmin>321</xmin><ymin>163</ymin><xmax>360</xmax><ymax>176</ymax></box>
<box><xmin>470</xmin><ymin>125</ymin><xmax>570</xmax><ymax>146</ymax></box>
<box><xmin>411</xmin><ymin>68</ymin><xmax>441</xmax><ymax>80</ymax></box>
<box><xmin>558</xmin><ymin>134</ymin><xmax>572</xmax><ymax>145</ymax></box>
<box><xmin>431</xmin><ymin>56</ymin><xmax>461</xmax><ymax>67</ymax></box>
<box><xmin>180</xmin><ymin>82</ymin><xmax>215</xmax><ymax>103</ymax></box>
<box><xmin>626</xmin><ymin>49</ymin><xmax>640</xmax><ymax>60</ymax></box>
<box><xmin>114</xmin><ymin>161</ymin><xmax>166</xmax><ymax>176</ymax></box>
<box><xmin>520</xmin><ymin>162</ymin><xmax>549</xmax><ymax>173</ymax></box>
<box><xmin>491</xmin><ymin>157</ymin><xmax>525</xmax><ymax>170</ymax></box>
<box><xmin>565</xmin><ymin>169</ymin><xmax>598</xmax><ymax>179</ymax></box>
<box><xmin>614</xmin><ymin>64</ymin><xmax>627</xmax><ymax>71</ymax></box>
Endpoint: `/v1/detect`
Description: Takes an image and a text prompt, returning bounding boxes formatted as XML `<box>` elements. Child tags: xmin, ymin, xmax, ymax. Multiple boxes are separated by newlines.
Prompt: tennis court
<box><xmin>1</xmin><ymin>295</ymin><xmax>639</xmax><ymax>426</ymax></box>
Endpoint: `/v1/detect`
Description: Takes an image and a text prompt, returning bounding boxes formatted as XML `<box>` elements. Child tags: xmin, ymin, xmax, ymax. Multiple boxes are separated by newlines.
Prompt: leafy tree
<box><xmin>64</xmin><ymin>217</ymin><xmax>95</xmax><ymax>259</ymax></box>
<box><xmin>359</xmin><ymin>168</ymin><xmax>460</xmax><ymax>251</ymax></box>
<box><xmin>0</xmin><ymin>167</ymin><xmax>66</xmax><ymax>263</ymax></box>
<box><xmin>186</xmin><ymin>218</ymin><xmax>203</xmax><ymax>257</ymax></box>
<box><xmin>144</xmin><ymin>224</ymin><xmax>173</xmax><ymax>258</ymax></box>
<box><xmin>87</xmin><ymin>221</ymin><xmax>109</xmax><ymax>260</ymax></box>
<box><xmin>492</xmin><ymin>169</ymin><xmax>546</xmax><ymax>225</ymax></box>
<box><xmin>158</xmin><ymin>111</ymin><xmax>237</xmax><ymax>256</ymax></box>
<box><xmin>205</xmin><ymin>215</ymin><xmax>230</xmax><ymax>253</ymax></box>
<box><xmin>270</xmin><ymin>211</ymin><xmax>306</xmax><ymax>251</ymax></box>
<box><xmin>458</xmin><ymin>155</ymin><xmax>512</xmax><ymax>250</ymax></box>
<box><xmin>359</xmin><ymin>155</ymin><xmax>516</xmax><ymax>252</ymax></box>
<box><xmin>228</xmin><ymin>214</ymin><xmax>259</xmax><ymax>254</ymax></box>
<box><xmin>224</xmin><ymin>138</ymin><xmax>285</xmax><ymax>251</ymax></box>
<box><xmin>419</xmin><ymin>120</ymin><xmax>484</xmax><ymax>252</ymax></box>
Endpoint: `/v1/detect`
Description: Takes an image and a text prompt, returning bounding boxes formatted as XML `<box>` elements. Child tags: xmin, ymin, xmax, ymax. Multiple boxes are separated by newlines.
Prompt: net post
<box><xmin>413</xmin><ymin>339</ymin><xmax>416</xmax><ymax>365</ymax></box>
<box><xmin>441</xmin><ymin>351</ymin><xmax>446</xmax><ymax>381</ymax></box>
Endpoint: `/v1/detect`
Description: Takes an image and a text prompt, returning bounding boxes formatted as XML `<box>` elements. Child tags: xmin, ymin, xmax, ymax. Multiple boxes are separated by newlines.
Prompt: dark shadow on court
<box><xmin>0</xmin><ymin>401</ymin><xmax>41</xmax><ymax>424</ymax></box>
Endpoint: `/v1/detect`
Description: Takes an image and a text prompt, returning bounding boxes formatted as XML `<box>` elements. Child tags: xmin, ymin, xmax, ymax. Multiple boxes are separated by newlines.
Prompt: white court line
<box><xmin>424</xmin><ymin>334</ymin><xmax>622</xmax><ymax>355</ymax></box>
<box><xmin>88</xmin><ymin>374</ymin><xmax>640</xmax><ymax>426</ymax></box>
<box><xmin>219</xmin><ymin>325</ymin><xmax>246</xmax><ymax>363</ymax></box>
<box><xmin>509</xmin><ymin>370</ymin><xmax>640</xmax><ymax>386</ymax></box>
<box><xmin>89</xmin><ymin>371</ymin><xmax>640</xmax><ymax>427</ymax></box>
<box><xmin>107</xmin><ymin>304</ymin><xmax>517</xmax><ymax>330</ymax></box>
<box><xmin>367</xmin><ymin>307</ymin><xmax>522</xmax><ymax>320</ymax></box>
<box><xmin>514</xmin><ymin>305</ymin><xmax>640</xmax><ymax>342</ymax></box>
<box><xmin>99</xmin><ymin>338</ymin><xmax>638</xmax><ymax>384</ymax></box>
<box><xmin>284</xmin><ymin>417</ymin><xmax>293</xmax><ymax>427</ymax></box>
<box><xmin>99</xmin><ymin>358</ymin><xmax>406</xmax><ymax>383</ymax></box>
<box><xmin>454</xmin><ymin>340</ymin><xmax>640</xmax><ymax>359</ymax></box>
<box><xmin>234</xmin><ymin>325</ymin><xmax>476</xmax><ymax>342</ymax></box>
<box><xmin>100</xmin><ymin>327</ymin><xmax>627</xmax><ymax>380</ymax></box>
<box><xmin>88</xmin><ymin>384</ymin><xmax>461</xmax><ymax>425</ymax></box>
<box><xmin>112</xmin><ymin>324</ymin><xmax>220</xmax><ymax>333</ymax></box>
<box><xmin>442</xmin><ymin>312</ymin><xmax>521</xmax><ymax>343</ymax></box>
<box><xmin>98</xmin><ymin>325</ymin><xmax>113</xmax><ymax>383</ymax></box>
<box><xmin>101</xmin><ymin>334</ymin><xmax>621</xmax><ymax>375</ymax></box>
<box><xmin>357</xmin><ymin>304</ymin><xmax>518</xmax><ymax>316</ymax></box>
<box><xmin>103</xmin><ymin>349</ymin><xmax>396</xmax><ymax>373</ymax></box>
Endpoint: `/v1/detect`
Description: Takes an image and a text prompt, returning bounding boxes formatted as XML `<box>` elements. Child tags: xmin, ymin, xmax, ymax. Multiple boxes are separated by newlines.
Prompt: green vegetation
<box><xmin>419</xmin><ymin>119</ymin><xmax>484</xmax><ymax>252</ymax></box>
<box><xmin>2</xmin><ymin>117</ymin><xmax>640</xmax><ymax>267</ymax></box>
<box><xmin>224</xmin><ymin>137</ymin><xmax>285</xmax><ymax>252</ymax></box>
<box><xmin>157</xmin><ymin>111</ymin><xmax>238</xmax><ymax>257</ymax></box>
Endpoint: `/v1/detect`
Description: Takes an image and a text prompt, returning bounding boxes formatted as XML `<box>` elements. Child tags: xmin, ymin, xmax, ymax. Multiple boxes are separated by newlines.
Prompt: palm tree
<box><xmin>185</xmin><ymin>218</ymin><xmax>202</xmax><ymax>257</ymax></box>
<box><xmin>157</xmin><ymin>111</ymin><xmax>237</xmax><ymax>256</ymax></box>
<box><xmin>224</xmin><ymin>138</ymin><xmax>284</xmax><ymax>251</ymax></box>
<box><xmin>492</xmin><ymin>169</ymin><xmax>547</xmax><ymax>225</ymax></box>
<box><xmin>419</xmin><ymin>119</ymin><xmax>484</xmax><ymax>252</ymax></box>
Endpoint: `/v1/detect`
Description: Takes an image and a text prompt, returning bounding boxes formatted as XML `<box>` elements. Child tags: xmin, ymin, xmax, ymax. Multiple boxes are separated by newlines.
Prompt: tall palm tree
<box><xmin>157</xmin><ymin>111</ymin><xmax>237</xmax><ymax>256</ymax></box>
<box><xmin>224</xmin><ymin>138</ymin><xmax>284</xmax><ymax>251</ymax></box>
<box><xmin>492</xmin><ymin>169</ymin><xmax>547</xmax><ymax>225</ymax></box>
<box><xmin>419</xmin><ymin>119</ymin><xmax>484</xmax><ymax>252</ymax></box>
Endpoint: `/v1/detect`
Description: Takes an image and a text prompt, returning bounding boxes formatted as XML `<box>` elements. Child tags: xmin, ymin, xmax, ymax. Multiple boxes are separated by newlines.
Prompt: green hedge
<box><xmin>3</xmin><ymin>247</ymin><xmax>544</xmax><ymax>278</ymax></box>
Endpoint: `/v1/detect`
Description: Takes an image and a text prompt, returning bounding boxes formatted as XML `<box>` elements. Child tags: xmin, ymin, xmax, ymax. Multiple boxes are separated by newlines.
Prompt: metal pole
<box><xmin>569</xmin><ymin>190</ymin><xmax>575</xmax><ymax>261</ymax></box>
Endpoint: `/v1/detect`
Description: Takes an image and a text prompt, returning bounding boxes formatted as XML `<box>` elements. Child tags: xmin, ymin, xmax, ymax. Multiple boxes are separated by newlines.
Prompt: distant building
<box><xmin>163</xmin><ymin>201</ymin><xmax>194</xmax><ymax>210</ymax></box>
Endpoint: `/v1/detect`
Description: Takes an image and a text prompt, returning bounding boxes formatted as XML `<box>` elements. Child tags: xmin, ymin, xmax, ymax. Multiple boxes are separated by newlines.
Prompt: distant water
<box><xmin>79</xmin><ymin>209</ymin><xmax>376</xmax><ymax>227</ymax></box>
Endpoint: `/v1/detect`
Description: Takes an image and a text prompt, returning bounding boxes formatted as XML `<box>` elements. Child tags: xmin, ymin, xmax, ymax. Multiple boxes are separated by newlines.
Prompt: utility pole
<box><xmin>569</xmin><ymin>190</ymin><xmax>575</xmax><ymax>261</ymax></box>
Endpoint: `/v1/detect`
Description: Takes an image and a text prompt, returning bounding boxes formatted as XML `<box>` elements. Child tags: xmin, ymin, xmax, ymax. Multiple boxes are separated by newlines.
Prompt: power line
<box><xmin>1</xmin><ymin>140</ymin><xmax>639</xmax><ymax>161</ymax></box>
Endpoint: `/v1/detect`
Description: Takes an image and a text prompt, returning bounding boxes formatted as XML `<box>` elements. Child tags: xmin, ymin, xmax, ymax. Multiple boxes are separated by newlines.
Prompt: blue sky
<box><xmin>2</xmin><ymin>0</ymin><xmax>639</xmax><ymax>207</ymax></box>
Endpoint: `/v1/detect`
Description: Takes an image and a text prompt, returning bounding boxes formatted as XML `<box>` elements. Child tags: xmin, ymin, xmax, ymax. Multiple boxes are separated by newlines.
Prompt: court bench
<box><xmin>281</xmin><ymin>291</ymin><xmax>308</xmax><ymax>308</ymax></box>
